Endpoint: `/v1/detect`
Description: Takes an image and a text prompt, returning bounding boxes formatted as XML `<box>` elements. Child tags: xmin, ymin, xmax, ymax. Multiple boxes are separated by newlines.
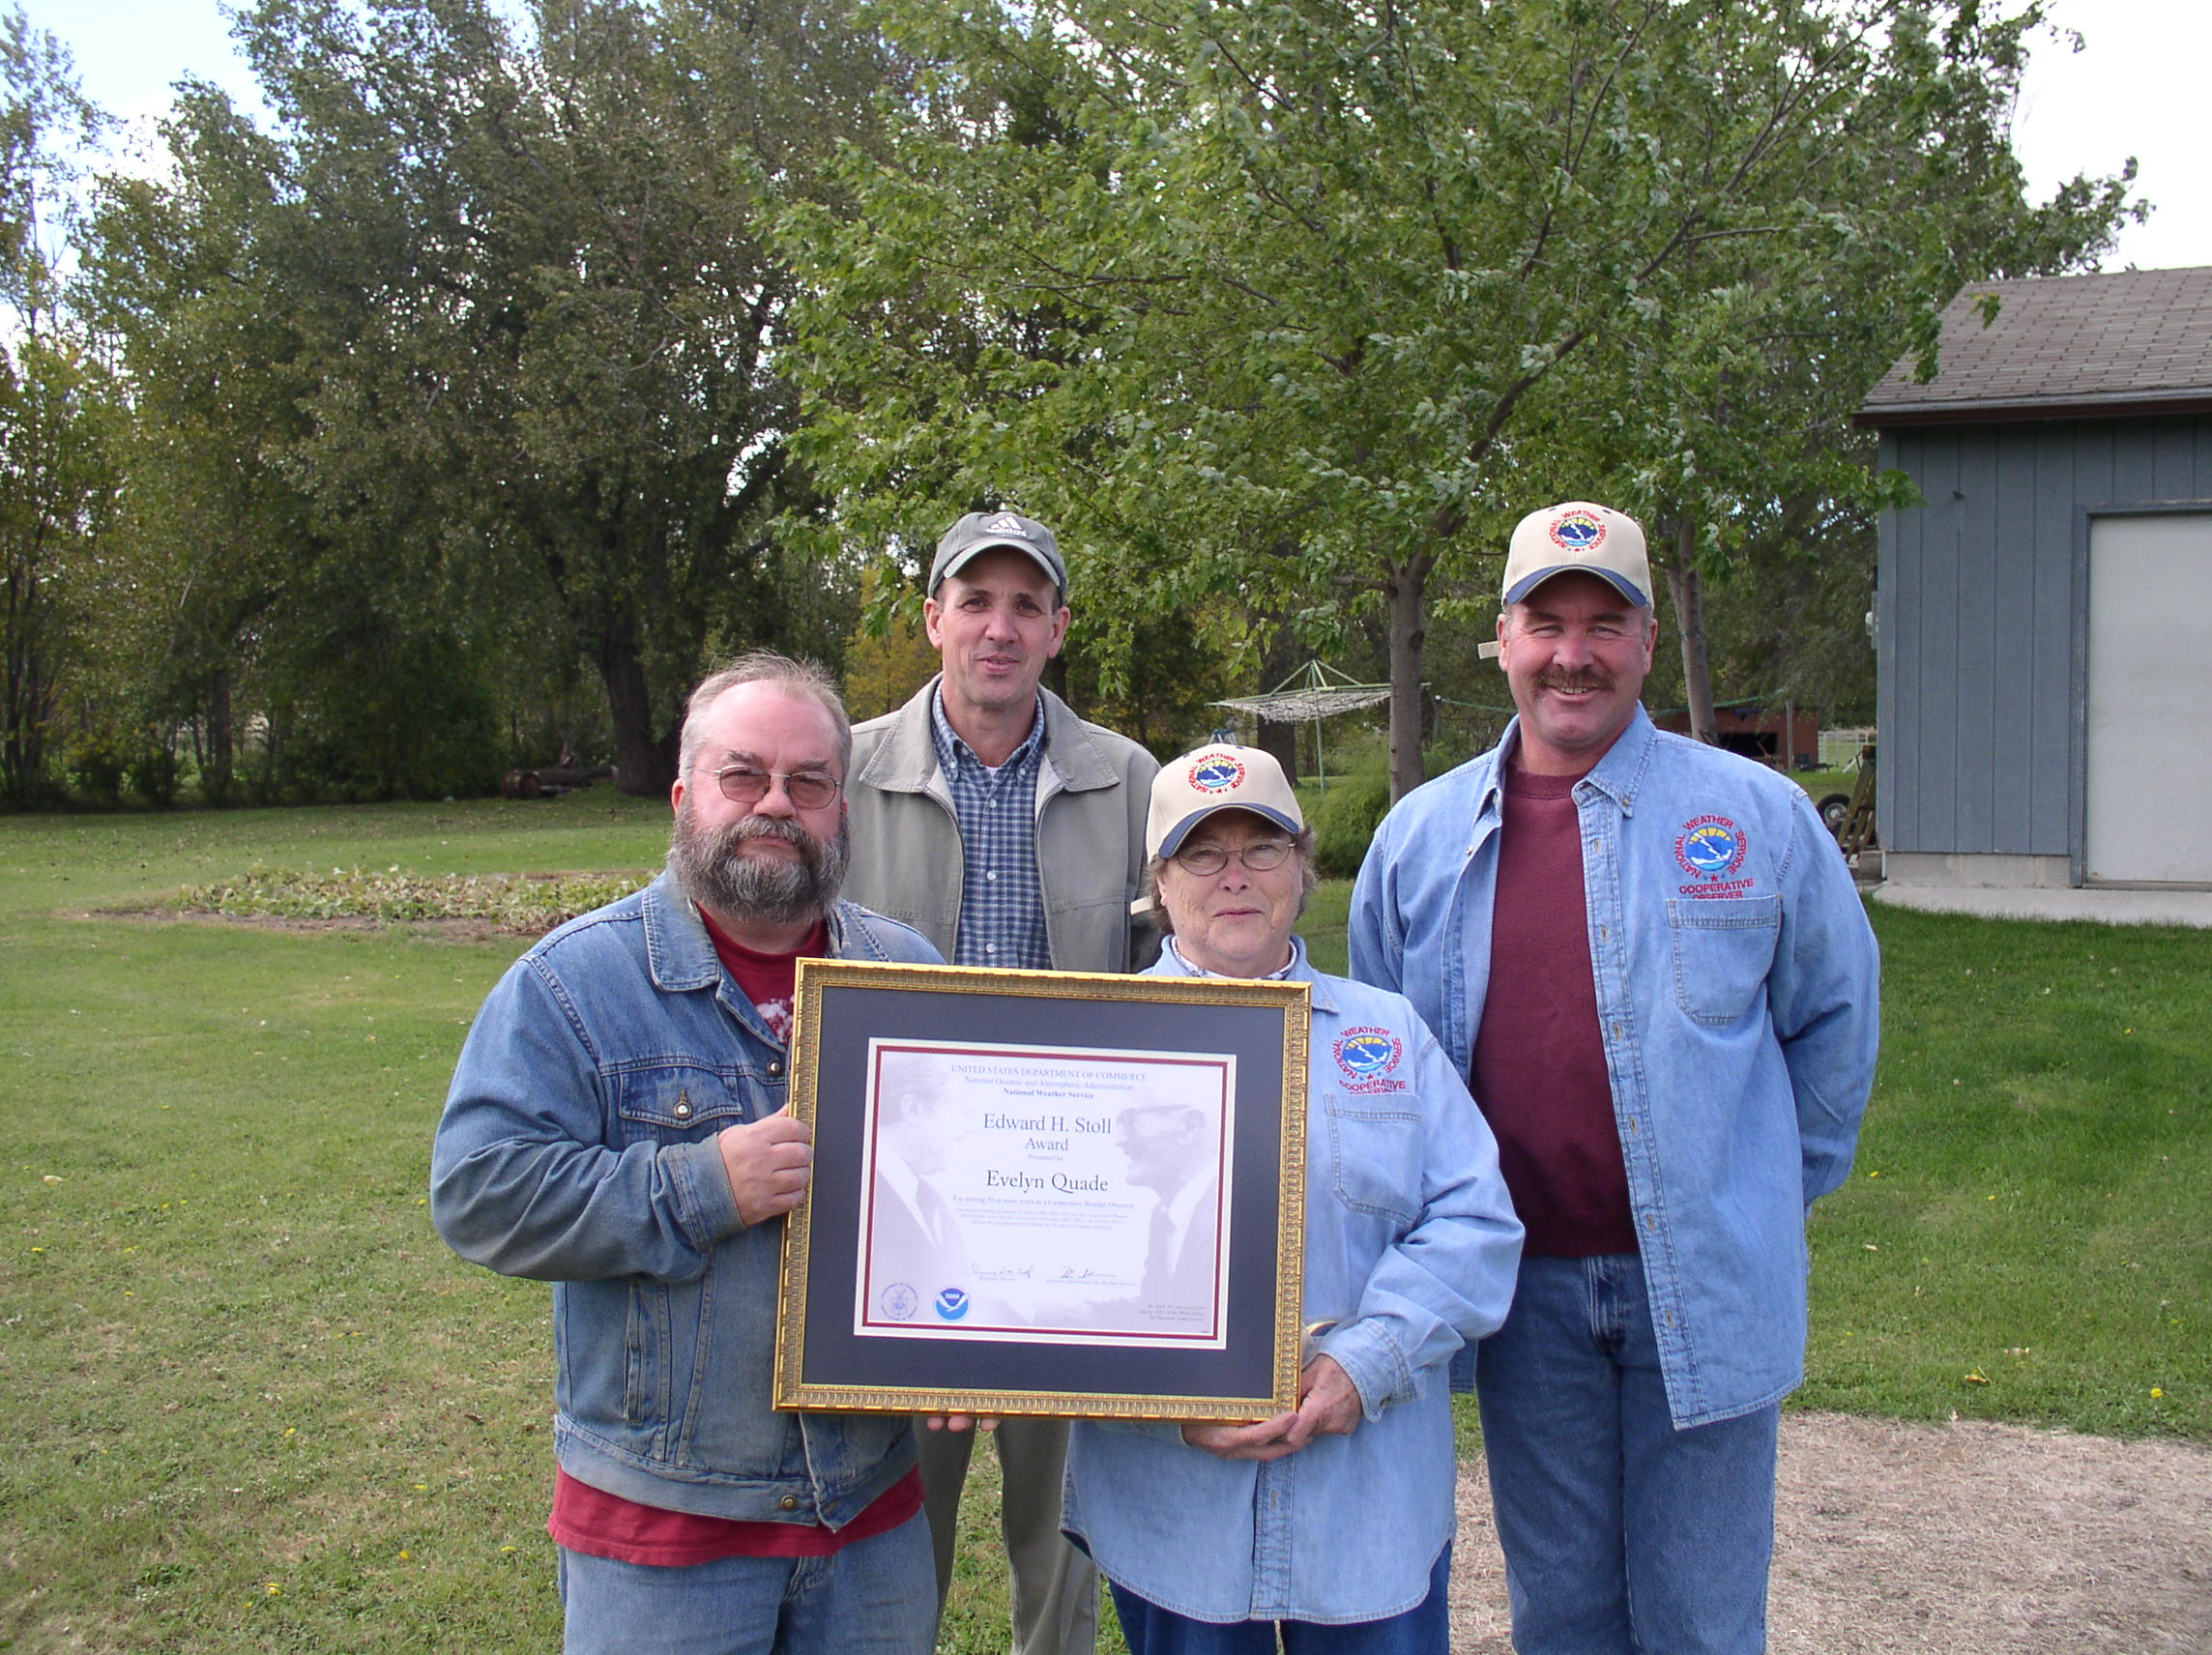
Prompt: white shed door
<box><xmin>2085</xmin><ymin>511</ymin><xmax>2212</xmax><ymax>885</ymax></box>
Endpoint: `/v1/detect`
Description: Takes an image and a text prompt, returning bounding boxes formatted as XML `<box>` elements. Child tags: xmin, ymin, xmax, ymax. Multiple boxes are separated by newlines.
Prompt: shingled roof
<box><xmin>1856</xmin><ymin>266</ymin><xmax>2212</xmax><ymax>427</ymax></box>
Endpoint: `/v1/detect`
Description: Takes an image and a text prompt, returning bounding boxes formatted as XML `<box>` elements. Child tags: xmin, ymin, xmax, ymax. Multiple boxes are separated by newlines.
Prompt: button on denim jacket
<box><xmin>430</xmin><ymin>872</ymin><xmax>942</xmax><ymax>1524</ymax></box>
<box><xmin>1062</xmin><ymin>943</ymin><xmax>1524</xmax><ymax>1624</ymax></box>
<box><xmin>1349</xmin><ymin>708</ymin><xmax>1879</xmax><ymax>1428</ymax></box>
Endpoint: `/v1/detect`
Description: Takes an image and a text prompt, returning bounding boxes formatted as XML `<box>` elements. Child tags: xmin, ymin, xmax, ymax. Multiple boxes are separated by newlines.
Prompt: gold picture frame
<box><xmin>773</xmin><ymin>960</ymin><xmax>1309</xmax><ymax>1419</ymax></box>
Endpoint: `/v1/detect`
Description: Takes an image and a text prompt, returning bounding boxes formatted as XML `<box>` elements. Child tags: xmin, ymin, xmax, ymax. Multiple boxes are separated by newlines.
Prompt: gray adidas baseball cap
<box><xmin>928</xmin><ymin>510</ymin><xmax>1068</xmax><ymax>599</ymax></box>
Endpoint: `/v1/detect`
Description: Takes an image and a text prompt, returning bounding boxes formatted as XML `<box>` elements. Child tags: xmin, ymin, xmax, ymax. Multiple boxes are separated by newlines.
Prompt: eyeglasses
<box><xmin>1172</xmin><ymin>839</ymin><xmax>1295</xmax><ymax>877</ymax></box>
<box><xmin>710</xmin><ymin>765</ymin><xmax>842</xmax><ymax>810</ymax></box>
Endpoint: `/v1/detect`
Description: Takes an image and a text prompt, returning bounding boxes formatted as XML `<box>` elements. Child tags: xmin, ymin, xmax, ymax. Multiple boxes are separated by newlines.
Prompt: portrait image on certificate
<box><xmin>856</xmin><ymin>1037</ymin><xmax>1236</xmax><ymax>1349</ymax></box>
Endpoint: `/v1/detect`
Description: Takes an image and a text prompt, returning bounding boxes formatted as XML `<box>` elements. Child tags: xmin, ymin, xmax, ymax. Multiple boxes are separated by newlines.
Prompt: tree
<box><xmin>90</xmin><ymin>0</ymin><xmax>896</xmax><ymax>799</ymax></box>
<box><xmin>1549</xmin><ymin>1</ymin><xmax>2136</xmax><ymax>740</ymax></box>
<box><xmin>285</xmin><ymin>0</ymin><xmax>896</xmax><ymax>793</ymax></box>
<box><xmin>783</xmin><ymin>0</ymin><xmax>2134</xmax><ymax>798</ymax></box>
<box><xmin>0</xmin><ymin>9</ymin><xmax>118</xmax><ymax>804</ymax></box>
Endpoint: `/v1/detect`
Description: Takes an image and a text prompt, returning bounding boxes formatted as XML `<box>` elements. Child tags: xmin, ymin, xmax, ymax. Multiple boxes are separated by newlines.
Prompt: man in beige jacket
<box><xmin>843</xmin><ymin>510</ymin><xmax>1156</xmax><ymax>1655</ymax></box>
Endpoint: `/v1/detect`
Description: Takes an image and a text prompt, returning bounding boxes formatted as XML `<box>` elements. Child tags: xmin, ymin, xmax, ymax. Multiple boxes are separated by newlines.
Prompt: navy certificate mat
<box><xmin>776</xmin><ymin>962</ymin><xmax>1310</xmax><ymax>1418</ymax></box>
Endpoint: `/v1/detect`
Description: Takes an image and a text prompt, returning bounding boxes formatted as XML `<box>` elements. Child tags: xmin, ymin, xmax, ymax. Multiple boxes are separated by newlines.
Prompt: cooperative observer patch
<box><xmin>1333</xmin><ymin>1027</ymin><xmax>1405</xmax><ymax>1092</ymax></box>
<box><xmin>1674</xmin><ymin>815</ymin><xmax>1749</xmax><ymax>880</ymax></box>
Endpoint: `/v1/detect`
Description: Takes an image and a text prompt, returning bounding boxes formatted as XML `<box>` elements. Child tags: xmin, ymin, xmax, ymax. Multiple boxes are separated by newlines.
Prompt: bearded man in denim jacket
<box><xmin>432</xmin><ymin>653</ymin><xmax>943</xmax><ymax>1655</ymax></box>
<box><xmin>1349</xmin><ymin>503</ymin><xmax>1879</xmax><ymax>1655</ymax></box>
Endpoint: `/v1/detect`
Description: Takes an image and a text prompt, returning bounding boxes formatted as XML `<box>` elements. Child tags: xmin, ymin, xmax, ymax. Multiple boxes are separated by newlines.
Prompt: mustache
<box><xmin>722</xmin><ymin>815</ymin><xmax>812</xmax><ymax>852</ymax></box>
<box><xmin>1534</xmin><ymin>668</ymin><xmax>1615</xmax><ymax>692</ymax></box>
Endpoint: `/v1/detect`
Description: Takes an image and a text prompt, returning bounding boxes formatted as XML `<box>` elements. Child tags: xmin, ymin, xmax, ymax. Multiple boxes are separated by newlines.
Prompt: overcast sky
<box><xmin>25</xmin><ymin>0</ymin><xmax>2211</xmax><ymax>272</ymax></box>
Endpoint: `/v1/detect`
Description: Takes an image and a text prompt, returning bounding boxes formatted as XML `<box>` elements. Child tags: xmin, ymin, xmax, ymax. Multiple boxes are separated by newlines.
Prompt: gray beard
<box><xmin>669</xmin><ymin>801</ymin><xmax>847</xmax><ymax>926</ymax></box>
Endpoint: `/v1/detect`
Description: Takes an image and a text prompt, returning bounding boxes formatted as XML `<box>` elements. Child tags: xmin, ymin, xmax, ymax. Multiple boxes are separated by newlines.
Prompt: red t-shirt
<box><xmin>544</xmin><ymin>906</ymin><xmax>917</xmax><ymax>1567</ymax></box>
<box><xmin>696</xmin><ymin>910</ymin><xmax>828</xmax><ymax>1041</ymax></box>
<box><xmin>1470</xmin><ymin>762</ymin><xmax>1639</xmax><ymax>1257</ymax></box>
<box><xmin>550</xmin><ymin>1468</ymin><xmax>923</xmax><ymax>1565</ymax></box>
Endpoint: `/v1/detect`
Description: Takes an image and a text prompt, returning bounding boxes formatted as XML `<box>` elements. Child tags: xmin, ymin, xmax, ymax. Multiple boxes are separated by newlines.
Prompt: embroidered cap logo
<box><xmin>1188</xmin><ymin>752</ymin><xmax>1247</xmax><ymax>794</ymax></box>
<box><xmin>1549</xmin><ymin>508</ymin><xmax>1608</xmax><ymax>555</ymax></box>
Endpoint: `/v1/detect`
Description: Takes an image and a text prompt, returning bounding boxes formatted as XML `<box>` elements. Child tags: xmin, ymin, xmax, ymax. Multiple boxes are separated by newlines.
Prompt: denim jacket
<box><xmin>430</xmin><ymin>871</ymin><xmax>942</xmax><ymax>1524</ymax></box>
<box><xmin>1349</xmin><ymin>708</ymin><xmax>1879</xmax><ymax>1428</ymax></box>
<box><xmin>1062</xmin><ymin>942</ymin><xmax>1523</xmax><ymax>1624</ymax></box>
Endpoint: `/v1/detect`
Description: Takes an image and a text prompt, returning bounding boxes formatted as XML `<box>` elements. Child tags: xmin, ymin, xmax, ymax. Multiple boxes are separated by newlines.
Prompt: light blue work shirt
<box><xmin>1062</xmin><ymin>940</ymin><xmax>1523</xmax><ymax>1625</ymax></box>
<box><xmin>1349</xmin><ymin>707</ymin><xmax>1879</xmax><ymax>1429</ymax></box>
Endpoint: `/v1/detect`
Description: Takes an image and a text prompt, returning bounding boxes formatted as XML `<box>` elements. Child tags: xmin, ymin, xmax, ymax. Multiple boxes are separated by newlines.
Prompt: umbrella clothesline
<box><xmin>1209</xmin><ymin>661</ymin><xmax>1394</xmax><ymax>789</ymax></box>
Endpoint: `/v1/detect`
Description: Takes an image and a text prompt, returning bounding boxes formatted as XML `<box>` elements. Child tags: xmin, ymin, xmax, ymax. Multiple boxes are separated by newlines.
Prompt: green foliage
<box><xmin>841</xmin><ymin>562</ymin><xmax>942</xmax><ymax>722</ymax></box>
<box><xmin>1310</xmin><ymin>755</ymin><xmax>1395</xmax><ymax>881</ymax></box>
<box><xmin>783</xmin><ymin>0</ymin><xmax>2135</xmax><ymax>799</ymax></box>
<box><xmin>77</xmin><ymin>0</ymin><xmax>896</xmax><ymax>806</ymax></box>
<box><xmin>174</xmin><ymin>865</ymin><xmax>653</xmax><ymax>931</ymax></box>
<box><xmin>0</xmin><ymin>9</ymin><xmax>120</xmax><ymax>806</ymax></box>
<box><xmin>1061</xmin><ymin>606</ymin><xmax>1235</xmax><ymax>760</ymax></box>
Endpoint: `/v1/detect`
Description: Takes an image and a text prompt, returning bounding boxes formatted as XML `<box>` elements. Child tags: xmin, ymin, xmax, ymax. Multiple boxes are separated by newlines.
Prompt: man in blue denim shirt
<box><xmin>432</xmin><ymin>654</ymin><xmax>944</xmax><ymax>1655</ymax></box>
<box><xmin>1349</xmin><ymin>503</ymin><xmax>1878</xmax><ymax>1655</ymax></box>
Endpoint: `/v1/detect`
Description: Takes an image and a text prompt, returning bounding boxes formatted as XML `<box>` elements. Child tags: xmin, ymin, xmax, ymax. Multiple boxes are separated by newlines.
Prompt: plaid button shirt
<box><xmin>931</xmin><ymin>688</ymin><xmax>1053</xmax><ymax>969</ymax></box>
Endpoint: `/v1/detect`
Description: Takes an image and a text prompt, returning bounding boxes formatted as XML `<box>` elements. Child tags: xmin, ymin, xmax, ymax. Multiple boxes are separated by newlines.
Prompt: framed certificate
<box><xmin>773</xmin><ymin>961</ymin><xmax>1309</xmax><ymax>1419</ymax></box>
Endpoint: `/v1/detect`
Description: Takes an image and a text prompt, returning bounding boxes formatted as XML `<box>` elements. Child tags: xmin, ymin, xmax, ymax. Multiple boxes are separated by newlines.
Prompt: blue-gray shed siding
<box><xmin>1876</xmin><ymin>415</ymin><xmax>2212</xmax><ymax>858</ymax></box>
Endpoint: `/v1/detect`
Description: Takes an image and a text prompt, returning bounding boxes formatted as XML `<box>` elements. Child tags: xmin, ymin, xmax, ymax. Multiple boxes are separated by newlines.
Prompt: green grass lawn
<box><xmin>2</xmin><ymin>798</ymin><xmax>2206</xmax><ymax>1650</ymax></box>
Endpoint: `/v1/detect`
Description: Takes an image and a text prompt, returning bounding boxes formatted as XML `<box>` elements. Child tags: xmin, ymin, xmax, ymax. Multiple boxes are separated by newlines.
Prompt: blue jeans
<box><xmin>1475</xmin><ymin>1254</ymin><xmax>1780</xmax><ymax>1655</ymax></box>
<box><xmin>556</xmin><ymin>1510</ymin><xmax>936</xmax><ymax>1655</ymax></box>
<box><xmin>1106</xmin><ymin>1544</ymin><xmax>1450</xmax><ymax>1655</ymax></box>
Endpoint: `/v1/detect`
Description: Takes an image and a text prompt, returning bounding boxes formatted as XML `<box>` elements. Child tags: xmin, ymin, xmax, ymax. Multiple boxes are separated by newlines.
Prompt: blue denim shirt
<box><xmin>429</xmin><ymin>872</ymin><xmax>942</xmax><ymax>1524</ymax></box>
<box><xmin>1062</xmin><ymin>941</ymin><xmax>1523</xmax><ymax>1625</ymax></box>
<box><xmin>1349</xmin><ymin>708</ymin><xmax>1879</xmax><ymax>1428</ymax></box>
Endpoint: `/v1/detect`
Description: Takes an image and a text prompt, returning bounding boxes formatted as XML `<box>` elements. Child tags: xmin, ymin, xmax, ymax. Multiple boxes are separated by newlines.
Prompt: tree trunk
<box><xmin>600</xmin><ymin>615</ymin><xmax>675</xmax><ymax>797</ymax></box>
<box><xmin>1666</xmin><ymin>522</ymin><xmax>1718</xmax><ymax>745</ymax></box>
<box><xmin>203</xmin><ymin>670</ymin><xmax>235</xmax><ymax>803</ymax></box>
<box><xmin>1253</xmin><ymin>614</ymin><xmax>1301</xmax><ymax>781</ymax></box>
<box><xmin>1385</xmin><ymin>556</ymin><xmax>1431</xmax><ymax>801</ymax></box>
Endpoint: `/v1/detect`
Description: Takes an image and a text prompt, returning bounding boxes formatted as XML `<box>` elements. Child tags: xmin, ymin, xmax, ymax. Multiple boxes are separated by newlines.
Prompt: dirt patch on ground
<box><xmin>1449</xmin><ymin>1410</ymin><xmax>2212</xmax><ymax>1653</ymax></box>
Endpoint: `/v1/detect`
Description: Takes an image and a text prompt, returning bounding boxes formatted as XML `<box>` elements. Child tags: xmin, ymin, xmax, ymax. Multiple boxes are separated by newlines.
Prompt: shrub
<box><xmin>1312</xmin><ymin>756</ymin><xmax>1394</xmax><ymax>879</ymax></box>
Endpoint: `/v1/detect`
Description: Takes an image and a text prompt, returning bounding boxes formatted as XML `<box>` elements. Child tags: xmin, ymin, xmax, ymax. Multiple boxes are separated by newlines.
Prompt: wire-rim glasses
<box><xmin>710</xmin><ymin>765</ymin><xmax>842</xmax><ymax>810</ymax></box>
<box><xmin>1173</xmin><ymin>838</ymin><xmax>1295</xmax><ymax>877</ymax></box>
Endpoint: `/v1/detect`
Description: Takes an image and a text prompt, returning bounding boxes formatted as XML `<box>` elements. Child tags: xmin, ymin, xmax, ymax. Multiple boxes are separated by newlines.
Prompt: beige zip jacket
<box><xmin>843</xmin><ymin>678</ymin><xmax>1159</xmax><ymax>973</ymax></box>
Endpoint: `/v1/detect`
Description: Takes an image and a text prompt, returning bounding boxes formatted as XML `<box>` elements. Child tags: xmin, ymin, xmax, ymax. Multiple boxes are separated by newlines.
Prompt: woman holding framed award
<box><xmin>1062</xmin><ymin>746</ymin><xmax>1525</xmax><ymax>1654</ymax></box>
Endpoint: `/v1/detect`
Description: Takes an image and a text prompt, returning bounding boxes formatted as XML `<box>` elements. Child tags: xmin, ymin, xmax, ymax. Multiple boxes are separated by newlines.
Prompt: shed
<box><xmin>1650</xmin><ymin>702</ymin><xmax>1822</xmax><ymax>769</ymax></box>
<box><xmin>1856</xmin><ymin>266</ymin><xmax>2212</xmax><ymax>912</ymax></box>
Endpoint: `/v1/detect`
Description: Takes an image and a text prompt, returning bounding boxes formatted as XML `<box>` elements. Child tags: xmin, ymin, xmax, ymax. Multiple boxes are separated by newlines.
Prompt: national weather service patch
<box><xmin>1674</xmin><ymin>815</ymin><xmax>1749</xmax><ymax>881</ymax></box>
<box><xmin>1332</xmin><ymin>1026</ymin><xmax>1405</xmax><ymax>1093</ymax></box>
<box><xmin>1188</xmin><ymin>751</ymin><xmax>1247</xmax><ymax>793</ymax></box>
<box><xmin>1548</xmin><ymin>508</ymin><xmax>1608</xmax><ymax>554</ymax></box>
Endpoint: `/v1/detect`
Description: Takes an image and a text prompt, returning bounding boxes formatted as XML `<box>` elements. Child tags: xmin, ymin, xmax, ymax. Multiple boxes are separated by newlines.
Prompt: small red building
<box><xmin>1650</xmin><ymin>703</ymin><xmax>1820</xmax><ymax>769</ymax></box>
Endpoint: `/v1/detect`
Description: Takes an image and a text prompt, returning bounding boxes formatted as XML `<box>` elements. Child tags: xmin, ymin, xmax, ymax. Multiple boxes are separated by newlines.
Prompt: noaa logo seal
<box><xmin>1188</xmin><ymin>752</ymin><xmax>1246</xmax><ymax>794</ymax></box>
<box><xmin>1674</xmin><ymin>815</ymin><xmax>1748</xmax><ymax>880</ymax></box>
<box><xmin>933</xmin><ymin>1287</ymin><xmax>972</xmax><ymax>1321</ymax></box>
<box><xmin>1333</xmin><ymin>1027</ymin><xmax>1405</xmax><ymax>1092</ymax></box>
<box><xmin>1549</xmin><ymin>508</ymin><xmax>1607</xmax><ymax>554</ymax></box>
<box><xmin>879</xmin><ymin>1282</ymin><xmax>918</xmax><ymax>1321</ymax></box>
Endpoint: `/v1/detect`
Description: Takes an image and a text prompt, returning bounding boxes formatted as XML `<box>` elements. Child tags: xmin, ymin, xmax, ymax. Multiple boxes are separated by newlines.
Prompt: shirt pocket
<box><xmin>1324</xmin><ymin>1089</ymin><xmax>1424</xmax><ymax>1226</ymax></box>
<box><xmin>1667</xmin><ymin>895</ymin><xmax>1782</xmax><ymax>1026</ymax></box>
<box><xmin>610</xmin><ymin>1061</ymin><xmax>749</xmax><ymax>1147</ymax></box>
